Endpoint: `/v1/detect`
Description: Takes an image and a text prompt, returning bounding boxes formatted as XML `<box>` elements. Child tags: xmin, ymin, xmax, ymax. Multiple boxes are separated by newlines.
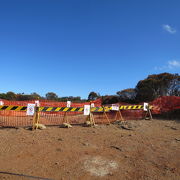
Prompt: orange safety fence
<box><xmin>0</xmin><ymin>96</ymin><xmax>179</xmax><ymax>127</ymax></box>
<box><xmin>151</xmin><ymin>96</ymin><xmax>180</xmax><ymax>114</ymax></box>
<box><xmin>0</xmin><ymin>99</ymin><xmax>106</xmax><ymax>127</ymax></box>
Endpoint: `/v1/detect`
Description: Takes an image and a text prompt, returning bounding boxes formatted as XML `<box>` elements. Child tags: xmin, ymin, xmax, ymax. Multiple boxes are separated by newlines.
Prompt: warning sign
<box><xmin>111</xmin><ymin>104</ymin><xmax>119</xmax><ymax>111</ymax></box>
<box><xmin>67</xmin><ymin>101</ymin><xmax>71</xmax><ymax>107</ymax></box>
<box><xmin>91</xmin><ymin>103</ymin><xmax>95</xmax><ymax>108</ymax></box>
<box><xmin>26</xmin><ymin>104</ymin><xmax>35</xmax><ymax>115</ymax></box>
<box><xmin>84</xmin><ymin>105</ymin><xmax>90</xmax><ymax>115</ymax></box>
<box><xmin>0</xmin><ymin>101</ymin><xmax>4</xmax><ymax>106</ymax></box>
<box><xmin>143</xmin><ymin>103</ymin><xmax>149</xmax><ymax>111</ymax></box>
<box><xmin>35</xmin><ymin>100</ymin><xmax>40</xmax><ymax>107</ymax></box>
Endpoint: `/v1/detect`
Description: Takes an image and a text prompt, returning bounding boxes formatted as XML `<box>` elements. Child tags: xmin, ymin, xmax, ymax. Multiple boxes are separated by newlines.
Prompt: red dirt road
<box><xmin>0</xmin><ymin>119</ymin><xmax>180</xmax><ymax>180</ymax></box>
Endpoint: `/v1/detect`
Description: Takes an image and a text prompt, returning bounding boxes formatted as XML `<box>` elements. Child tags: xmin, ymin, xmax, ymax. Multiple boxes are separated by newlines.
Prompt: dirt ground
<box><xmin>0</xmin><ymin>119</ymin><xmax>179</xmax><ymax>180</ymax></box>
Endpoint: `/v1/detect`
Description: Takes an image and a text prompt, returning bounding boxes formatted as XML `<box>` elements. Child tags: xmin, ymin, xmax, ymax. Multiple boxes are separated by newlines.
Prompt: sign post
<box><xmin>84</xmin><ymin>104</ymin><xmax>95</xmax><ymax>126</ymax></box>
<box><xmin>144</xmin><ymin>103</ymin><xmax>153</xmax><ymax>120</ymax></box>
<box><xmin>103</xmin><ymin>106</ymin><xmax>110</xmax><ymax>125</ymax></box>
<box><xmin>31</xmin><ymin>105</ymin><xmax>40</xmax><ymax>130</ymax></box>
<box><xmin>63</xmin><ymin>101</ymin><xmax>72</xmax><ymax>125</ymax></box>
<box><xmin>111</xmin><ymin>104</ymin><xmax>124</xmax><ymax>121</ymax></box>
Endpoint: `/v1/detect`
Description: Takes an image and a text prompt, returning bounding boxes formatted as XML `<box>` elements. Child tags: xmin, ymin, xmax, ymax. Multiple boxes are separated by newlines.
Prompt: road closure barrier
<box><xmin>1</xmin><ymin>96</ymin><xmax>178</xmax><ymax>127</ymax></box>
<box><xmin>0</xmin><ymin>105</ymin><xmax>151</xmax><ymax>112</ymax></box>
<box><xmin>0</xmin><ymin>101</ymin><xmax>151</xmax><ymax>127</ymax></box>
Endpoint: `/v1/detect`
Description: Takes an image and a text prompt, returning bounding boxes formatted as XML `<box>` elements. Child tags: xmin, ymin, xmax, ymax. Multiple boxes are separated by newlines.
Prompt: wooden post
<box><xmin>85</xmin><ymin>102</ymin><xmax>96</xmax><ymax>127</ymax></box>
<box><xmin>90</xmin><ymin>102</ymin><xmax>95</xmax><ymax>126</ymax></box>
<box><xmin>114</xmin><ymin>110</ymin><xmax>124</xmax><ymax>121</ymax></box>
<box><xmin>63</xmin><ymin>111</ymin><xmax>69</xmax><ymax>124</ymax></box>
<box><xmin>103</xmin><ymin>106</ymin><xmax>110</xmax><ymax>125</ymax></box>
<box><xmin>32</xmin><ymin>105</ymin><xmax>40</xmax><ymax>130</ymax></box>
<box><xmin>32</xmin><ymin>108</ymin><xmax>36</xmax><ymax>130</ymax></box>
<box><xmin>35</xmin><ymin>106</ymin><xmax>40</xmax><ymax>129</ymax></box>
<box><xmin>90</xmin><ymin>112</ymin><xmax>95</xmax><ymax>126</ymax></box>
<box><xmin>86</xmin><ymin>111</ymin><xmax>94</xmax><ymax>127</ymax></box>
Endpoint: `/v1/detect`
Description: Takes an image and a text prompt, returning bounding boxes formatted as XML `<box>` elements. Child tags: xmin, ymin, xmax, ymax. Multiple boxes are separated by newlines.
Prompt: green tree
<box><xmin>45</xmin><ymin>92</ymin><xmax>58</xmax><ymax>101</ymax></box>
<box><xmin>135</xmin><ymin>73</ymin><xmax>179</xmax><ymax>102</ymax></box>
<box><xmin>167</xmin><ymin>74</ymin><xmax>180</xmax><ymax>96</ymax></box>
<box><xmin>6</xmin><ymin>91</ymin><xmax>17</xmax><ymax>100</ymax></box>
<box><xmin>0</xmin><ymin>93</ymin><xmax>7</xmax><ymax>100</ymax></box>
<box><xmin>58</xmin><ymin>96</ymin><xmax>82</xmax><ymax>102</ymax></box>
<box><xmin>31</xmin><ymin>92</ymin><xmax>41</xmax><ymax>99</ymax></box>
<box><xmin>16</xmin><ymin>94</ymin><xmax>33</xmax><ymax>101</ymax></box>
<box><xmin>102</xmin><ymin>95</ymin><xmax>119</xmax><ymax>104</ymax></box>
<box><xmin>88</xmin><ymin>92</ymin><xmax>99</xmax><ymax>101</ymax></box>
<box><xmin>117</xmin><ymin>88</ymin><xmax>136</xmax><ymax>103</ymax></box>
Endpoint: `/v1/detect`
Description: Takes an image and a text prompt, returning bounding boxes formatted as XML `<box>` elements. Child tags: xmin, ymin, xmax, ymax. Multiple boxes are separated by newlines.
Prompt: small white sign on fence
<box><xmin>91</xmin><ymin>103</ymin><xmax>95</xmax><ymax>108</ymax></box>
<box><xmin>143</xmin><ymin>103</ymin><xmax>149</xmax><ymax>111</ymax></box>
<box><xmin>84</xmin><ymin>105</ymin><xmax>91</xmax><ymax>115</ymax></box>
<box><xmin>0</xmin><ymin>101</ymin><xmax>4</xmax><ymax>106</ymax></box>
<box><xmin>67</xmin><ymin>101</ymin><xmax>71</xmax><ymax>107</ymax></box>
<box><xmin>111</xmin><ymin>104</ymin><xmax>119</xmax><ymax>111</ymax></box>
<box><xmin>35</xmin><ymin>100</ymin><xmax>40</xmax><ymax>107</ymax></box>
<box><xmin>26</xmin><ymin>104</ymin><xmax>35</xmax><ymax>116</ymax></box>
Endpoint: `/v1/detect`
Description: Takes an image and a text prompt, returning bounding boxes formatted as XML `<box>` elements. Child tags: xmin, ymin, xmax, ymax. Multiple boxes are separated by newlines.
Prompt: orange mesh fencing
<box><xmin>0</xmin><ymin>96</ymin><xmax>179</xmax><ymax>127</ymax></box>
<box><xmin>0</xmin><ymin>98</ymin><xmax>102</xmax><ymax>107</ymax></box>
<box><xmin>151</xmin><ymin>96</ymin><xmax>180</xmax><ymax>114</ymax></box>
<box><xmin>0</xmin><ymin>99</ymin><xmax>105</xmax><ymax>127</ymax></box>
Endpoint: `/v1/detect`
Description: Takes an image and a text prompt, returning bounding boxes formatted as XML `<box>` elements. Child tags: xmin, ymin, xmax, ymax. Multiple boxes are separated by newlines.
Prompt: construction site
<box><xmin>0</xmin><ymin>96</ymin><xmax>179</xmax><ymax>180</ymax></box>
<box><xmin>1</xmin><ymin>0</ymin><xmax>180</xmax><ymax>179</ymax></box>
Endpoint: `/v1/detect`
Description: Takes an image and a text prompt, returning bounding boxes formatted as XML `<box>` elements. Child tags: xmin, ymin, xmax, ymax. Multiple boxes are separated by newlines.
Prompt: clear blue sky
<box><xmin>0</xmin><ymin>0</ymin><xmax>179</xmax><ymax>98</ymax></box>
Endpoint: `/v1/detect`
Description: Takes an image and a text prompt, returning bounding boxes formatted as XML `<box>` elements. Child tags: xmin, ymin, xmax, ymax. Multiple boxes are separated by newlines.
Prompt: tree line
<box><xmin>0</xmin><ymin>73</ymin><xmax>179</xmax><ymax>103</ymax></box>
<box><xmin>102</xmin><ymin>73</ymin><xmax>180</xmax><ymax>104</ymax></box>
<box><xmin>0</xmin><ymin>92</ymin><xmax>86</xmax><ymax>102</ymax></box>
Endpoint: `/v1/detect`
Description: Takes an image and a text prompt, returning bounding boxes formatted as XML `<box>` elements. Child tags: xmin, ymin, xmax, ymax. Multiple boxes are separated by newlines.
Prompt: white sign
<box><xmin>35</xmin><ymin>100</ymin><xmax>40</xmax><ymax>107</ymax></box>
<box><xmin>26</xmin><ymin>104</ymin><xmax>35</xmax><ymax>116</ymax></box>
<box><xmin>84</xmin><ymin>105</ymin><xmax>91</xmax><ymax>115</ymax></box>
<box><xmin>143</xmin><ymin>103</ymin><xmax>149</xmax><ymax>111</ymax></box>
<box><xmin>111</xmin><ymin>104</ymin><xmax>119</xmax><ymax>111</ymax></box>
<box><xmin>91</xmin><ymin>103</ymin><xmax>95</xmax><ymax>108</ymax></box>
<box><xmin>0</xmin><ymin>101</ymin><xmax>4</xmax><ymax>106</ymax></box>
<box><xmin>67</xmin><ymin>101</ymin><xmax>71</xmax><ymax>107</ymax></box>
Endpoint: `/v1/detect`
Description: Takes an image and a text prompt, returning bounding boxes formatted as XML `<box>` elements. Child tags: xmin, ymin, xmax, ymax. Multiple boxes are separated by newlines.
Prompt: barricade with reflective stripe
<box><xmin>0</xmin><ymin>105</ymin><xmax>153</xmax><ymax>112</ymax></box>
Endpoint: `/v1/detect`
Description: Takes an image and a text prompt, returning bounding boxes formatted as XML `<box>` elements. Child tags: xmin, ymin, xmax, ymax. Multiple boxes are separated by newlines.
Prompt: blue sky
<box><xmin>0</xmin><ymin>0</ymin><xmax>179</xmax><ymax>98</ymax></box>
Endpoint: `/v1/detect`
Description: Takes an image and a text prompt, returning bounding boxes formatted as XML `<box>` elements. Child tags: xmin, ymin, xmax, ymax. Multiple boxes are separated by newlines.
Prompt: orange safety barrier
<box><xmin>0</xmin><ymin>96</ymin><xmax>179</xmax><ymax>127</ymax></box>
